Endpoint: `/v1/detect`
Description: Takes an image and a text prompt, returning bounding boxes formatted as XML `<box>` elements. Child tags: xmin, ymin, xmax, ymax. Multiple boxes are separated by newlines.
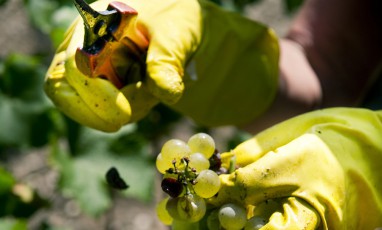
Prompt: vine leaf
<box><xmin>50</xmin><ymin>124</ymin><xmax>156</xmax><ymax>216</ymax></box>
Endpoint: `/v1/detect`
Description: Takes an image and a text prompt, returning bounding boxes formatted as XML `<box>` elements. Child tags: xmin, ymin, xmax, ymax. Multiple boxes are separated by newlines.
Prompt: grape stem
<box><xmin>182</xmin><ymin>157</ymin><xmax>197</xmax><ymax>195</ymax></box>
<box><xmin>228</xmin><ymin>155</ymin><xmax>236</xmax><ymax>173</ymax></box>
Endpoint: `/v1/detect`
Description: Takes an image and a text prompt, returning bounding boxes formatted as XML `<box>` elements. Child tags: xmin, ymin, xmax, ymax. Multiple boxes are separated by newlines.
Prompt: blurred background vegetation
<box><xmin>0</xmin><ymin>0</ymin><xmax>302</xmax><ymax>229</ymax></box>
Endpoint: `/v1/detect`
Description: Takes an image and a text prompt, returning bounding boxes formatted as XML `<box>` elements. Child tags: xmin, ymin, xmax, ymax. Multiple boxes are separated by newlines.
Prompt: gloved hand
<box><xmin>44</xmin><ymin>0</ymin><xmax>279</xmax><ymax>132</ymax></box>
<box><xmin>206</xmin><ymin>108</ymin><xmax>382</xmax><ymax>229</ymax></box>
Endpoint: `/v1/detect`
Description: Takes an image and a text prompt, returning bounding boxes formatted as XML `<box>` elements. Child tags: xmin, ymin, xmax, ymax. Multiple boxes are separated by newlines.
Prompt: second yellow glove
<box><xmin>208</xmin><ymin>108</ymin><xmax>382</xmax><ymax>229</ymax></box>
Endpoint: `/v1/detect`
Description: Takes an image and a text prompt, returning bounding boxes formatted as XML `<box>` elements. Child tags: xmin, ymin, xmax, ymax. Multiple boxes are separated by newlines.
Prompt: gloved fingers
<box><xmin>47</xmin><ymin>49</ymin><xmax>132</xmax><ymax>131</ymax></box>
<box><xmin>142</xmin><ymin>0</ymin><xmax>202</xmax><ymax>105</ymax></box>
<box><xmin>145</xmin><ymin>61</ymin><xmax>184</xmax><ymax>105</ymax></box>
<box><xmin>64</xmin><ymin>56</ymin><xmax>132</xmax><ymax>128</ymax></box>
<box><xmin>221</xmin><ymin>115</ymin><xmax>304</xmax><ymax>168</ymax></box>
<box><xmin>209</xmin><ymin>133</ymin><xmax>344</xmax><ymax>229</ymax></box>
<box><xmin>44</xmin><ymin>52</ymin><xmax>124</xmax><ymax>132</ymax></box>
<box><xmin>51</xmin><ymin>19</ymin><xmax>135</xmax><ymax>129</ymax></box>
<box><xmin>251</xmin><ymin>197</ymin><xmax>320</xmax><ymax>230</ymax></box>
<box><xmin>83</xmin><ymin>0</ymin><xmax>201</xmax><ymax>105</ymax></box>
<box><xmin>120</xmin><ymin>81</ymin><xmax>159</xmax><ymax>122</ymax></box>
<box><xmin>220</xmin><ymin>137</ymin><xmax>266</xmax><ymax>168</ymax></box>
<box><xmin>46</xmin><ymin>0</ymin><xmax>203</xmax><ymax>130</ymax></box>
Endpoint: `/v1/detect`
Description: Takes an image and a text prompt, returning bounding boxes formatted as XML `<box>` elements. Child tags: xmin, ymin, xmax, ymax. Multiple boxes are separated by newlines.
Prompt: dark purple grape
<box><xmin>209</xmin><ymin>149</ymin><xmax>222</xmax><ymax>172</ymax></box>
<box><xmin>161</xmin><ymin>178</ymin><xmax>183</xmax><ymax>198</ymax></box>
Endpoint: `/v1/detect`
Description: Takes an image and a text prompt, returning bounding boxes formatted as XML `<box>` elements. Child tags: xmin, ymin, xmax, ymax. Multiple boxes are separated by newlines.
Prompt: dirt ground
<box><xmin>0</xmin><ymin>0</ymin><xmax>293</xmax><ymax>229</ymax></box>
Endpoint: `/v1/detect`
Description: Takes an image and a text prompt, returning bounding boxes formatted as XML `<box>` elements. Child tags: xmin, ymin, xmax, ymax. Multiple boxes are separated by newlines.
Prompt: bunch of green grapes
<box><xmin>155</xmin><ymin>133</ymin><xmax>224</xmax><ymax>225</ymax></box>
<box><xmin>155</xmin><ymin>133</ymin><xmax>267</xmax><ymax>229</ymax></box>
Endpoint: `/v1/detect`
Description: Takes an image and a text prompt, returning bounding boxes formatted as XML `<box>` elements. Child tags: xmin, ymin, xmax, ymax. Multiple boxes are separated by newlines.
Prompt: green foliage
<box><xmin>0</xmin><ymin>218</ymin><xmax>27</xmax><ymax>230</ymax></box>
<box><xmin>50</xmin><ymin>123</ymin><xmax>156</xmax><ymax>216</ymax></box>
<box><xmin>0</xmin><ymin>167</ymin><xmax>14</xmax><ymax>195</ymax></box>
<box><xmin>232</xmin><ymin>0</ymin><xmax>261</xmax><ymax>12</ymax></box>
<box><xmin>23</xmin><ymin>0</ymin><xmax>96</xmax><ymax>48</ymax></box>
<box><xmin>0</xmin><ymin>0</ymin><xmax>7</xmax><ymax>7</ymax></box>
<box><xmin>284</xmin><ymin>0</ymin><xmax>305</xmax><ymax>13</ymax></box>
<box><xmin>136</xmin><ymin>104</ymin><xmax>182</xmax><ymax>140</ymax></box>
<box><xmin>0</xmin><ymin>167</ymin><xmax>47</xmax><ymax>220</ymax></box>
<box><xmin>23</xmin><ymin>0</ymin><xmax>78</xmax><ymax>48</ymax></box>
<box><xmin>0</xmin><ymin>54</ymin><xmax>62</xmax><ymax>148</ymax></box>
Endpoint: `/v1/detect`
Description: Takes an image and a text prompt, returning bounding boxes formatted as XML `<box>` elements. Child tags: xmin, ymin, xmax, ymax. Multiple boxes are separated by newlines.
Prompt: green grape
<box><xmin>177</xmin><ymin>194</ymin><xmax>207</xmax><ymax>222</ymax></box>
<box><xmin>187</xmin><ymin>133</ymin><xmax>215</xmax><ymax>158</ymax></box>
<box><xmin>172</xmin><ymin>220</ymin><xmax>199</xmax><ymax>230</ymax></box>
<box><xmin>166</xmin><ymin>194</ymin><xmax>206</xmax><ymax>223</ymax></box>
<box><xmin>161</xmin><ymin>139</ymin><xmax>191</xmax><ymax>164</ymax></box>
<box><xmin>156</xmin><ymin>197</ymin><xmax>173</xmax><ymax>225</ymax></box>
<box><xmin>218</xmin><ymin>203</ymin><xmax>247</xmax><ymax>230</ymax></box>
<box><xmin>193</xmin><ymin>169</ymin><xmax>221</xmax><ymax>198</ymax></box>
<box><xmin>189</xmin><ymin>153</ymin><xmax>210</xmax><ymax>172</ymax></box>
<box><xmin>244</xmin><ymin>216</ymin><xmax>267</xmax><ymax>230</ymax></box>
<box><xmin>207</xmin><ymin>209</ymin><xmax>221</xmax><ymax>230</ymax></box>
<box><xmin>156</xmin><ymin>153</ymin><xmax>173</xmax><ymax>174</ymax></box>
<box><xmin>166</xmin><ymin>197</ymin><xmax>182</xmax><ymax>220</ymax></box>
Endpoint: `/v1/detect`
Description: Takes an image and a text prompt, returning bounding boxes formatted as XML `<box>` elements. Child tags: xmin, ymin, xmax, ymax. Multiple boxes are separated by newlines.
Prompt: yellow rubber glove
<box><xmin>44</xmin><ymin>0</ymin><xmax>279</xmax><ymax>132</ymax></box>
<box><xmin>207</xmin><ymin>108</ymin><xmax>382</xmax><ymax>229</ymax></box>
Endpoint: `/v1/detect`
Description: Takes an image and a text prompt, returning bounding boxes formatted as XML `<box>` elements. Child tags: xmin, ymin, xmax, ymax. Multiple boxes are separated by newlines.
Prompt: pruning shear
<box><xmin>73</xmin><ymin>0</ymin><xmax>149</xmax><ymax>89</ymax></box>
